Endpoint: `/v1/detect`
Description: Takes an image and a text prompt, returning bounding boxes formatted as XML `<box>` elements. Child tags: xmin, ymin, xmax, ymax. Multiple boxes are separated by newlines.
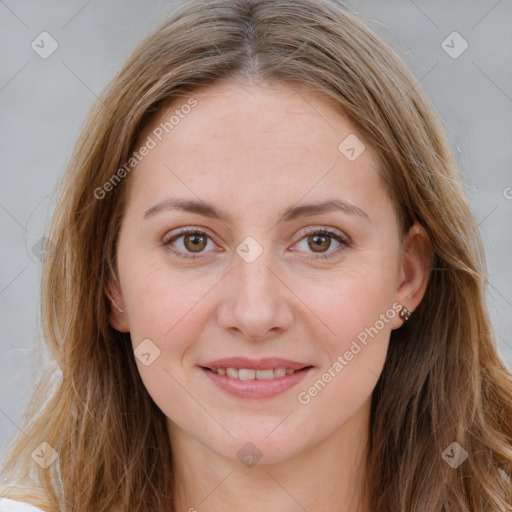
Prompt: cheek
<box><xmin>120</xmin><ymin>262</ymin><xmax>213</xmax><ymax>417</ymax></box>
<box><xmin>296</xmin><ymin>258</ymin><xmax>398</xmax><ymax>348</ymax></box>
<box><xmin>291</xmin><ymin>251</ymin><xmax>399</xmax><ymax>415</ymax></box>
<box><xmin>295</xmin><ymin>272</ymin><xmax>396</xmax><ymax>429</ymax></box>
<box><xmin>123</xmin><ymin>263</ymin><xmax>210</xmax><ymax>345</ymax></box>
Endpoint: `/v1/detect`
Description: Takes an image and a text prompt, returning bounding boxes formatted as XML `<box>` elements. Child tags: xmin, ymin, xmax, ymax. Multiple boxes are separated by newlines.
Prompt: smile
<box><xmin>207</xmin><ymin>367</ymin><xmax>298</xmax><ymax>380</ymax></box>
<box><xmin>200</xmin><ymin>365</ymin><xmax>313</xmax><ymax>399</ymax></box>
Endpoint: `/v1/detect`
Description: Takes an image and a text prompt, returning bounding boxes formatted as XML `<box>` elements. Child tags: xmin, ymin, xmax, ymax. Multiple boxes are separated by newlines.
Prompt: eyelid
<box><xmin>294</xmin><ymin>225</ymin><xmax>350</xmax><ymax>244</ymax></box>
<box><xmin>162</xmin><ymin>226</ymin><xmax>216</xmax><ymax>245</ymax></box>
<box><xmin>162</xmin><ymin>227</ymin><xmax>218</xmax><ymax>260</ymax></box>
<box><xmin>291</xmin><ymin>227</ymin><xmax>350</xmax><ymax>260</ymax></box>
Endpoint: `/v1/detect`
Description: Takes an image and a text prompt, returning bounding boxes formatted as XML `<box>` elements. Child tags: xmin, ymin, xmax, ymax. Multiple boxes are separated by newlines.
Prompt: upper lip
<box><xmin>200</xmin><ymin>357</ymin><xmax>313</xmax><ymax>371</ymax></box>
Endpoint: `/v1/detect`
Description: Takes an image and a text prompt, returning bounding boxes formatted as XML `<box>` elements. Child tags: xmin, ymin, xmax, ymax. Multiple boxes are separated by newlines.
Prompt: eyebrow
<box><xmin>143</xmin><ymin>197</ymin><xmax>370</xmax><ymax>223</ymax></box>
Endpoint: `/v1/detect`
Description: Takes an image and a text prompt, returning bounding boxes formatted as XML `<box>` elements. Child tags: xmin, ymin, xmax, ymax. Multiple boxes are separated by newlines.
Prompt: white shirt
<box><xmin>0</xmin><ymin>498</ymin><xmax>44</xmax><ymax>512</ymax></box>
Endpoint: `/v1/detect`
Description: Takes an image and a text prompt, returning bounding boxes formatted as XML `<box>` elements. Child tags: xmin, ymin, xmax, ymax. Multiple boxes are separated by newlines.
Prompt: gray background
<box><xmin>1</xmin><ymin>0</ymin><xmax>511</xmax><ymax>461</ymax></box>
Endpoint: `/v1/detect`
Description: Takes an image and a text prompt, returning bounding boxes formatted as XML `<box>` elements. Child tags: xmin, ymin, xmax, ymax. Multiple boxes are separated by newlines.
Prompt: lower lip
<box><xmin>201</xmin><ymin>367</ymin><xmax>313</xmax><ymax>399</ymax></box>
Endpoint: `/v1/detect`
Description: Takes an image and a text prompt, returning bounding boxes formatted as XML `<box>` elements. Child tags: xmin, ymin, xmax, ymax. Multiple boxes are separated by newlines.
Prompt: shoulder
<box><xmin>0</xmin><ymin>498</ymin><xmax>45</xmax><ymax>512</ymax></box>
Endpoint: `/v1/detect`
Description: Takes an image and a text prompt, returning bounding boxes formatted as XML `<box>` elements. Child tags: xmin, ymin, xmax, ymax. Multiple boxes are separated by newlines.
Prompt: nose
<box><xmin>215</xmin><ymin>247</ymin><xmax>294</xmax><ymax>341</ymax></box>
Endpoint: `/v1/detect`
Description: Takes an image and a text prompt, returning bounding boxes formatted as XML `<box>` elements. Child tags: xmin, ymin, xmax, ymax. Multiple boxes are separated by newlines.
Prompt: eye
<box><xmin>162</xmin><ymin>228</ymin><xmax>215</xmax><ymax>260</ymax></box>
<box><xmin>293</xmin><ymin>228</ymin><xmax>349</xmax><ymax>260</ymax></box>
<box><xmin>162</xmin><ymin>227</ymin><xmax>350</xmax><ymax>261</ymax></box>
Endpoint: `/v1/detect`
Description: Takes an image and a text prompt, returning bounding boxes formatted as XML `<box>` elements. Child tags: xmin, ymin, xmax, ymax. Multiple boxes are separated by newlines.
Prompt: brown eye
<box><xmin>307</xmin><ymin>233</ymin><xmax>332</xmax><ymax>253</ymax></box>
<box><xmin>294</xmin><ymin>228</ymin><xmax>349</xmax><ymax>261</ymax></box>
<box><xmin>183</xmin><ymin>232</ymin><xmax>208</xmax><ymax>253</ymax></box>
<box><xmin>163</xmin><ymin>228</ymin><xmax>215</xmax><ymax>259</ymax></box>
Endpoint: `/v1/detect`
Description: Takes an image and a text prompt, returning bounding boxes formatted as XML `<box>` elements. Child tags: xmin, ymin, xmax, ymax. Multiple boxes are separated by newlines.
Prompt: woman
<box><xmin>1</xmin><ymin>0</ymin><xmax>511</xmax><ymax>510</ymax></box>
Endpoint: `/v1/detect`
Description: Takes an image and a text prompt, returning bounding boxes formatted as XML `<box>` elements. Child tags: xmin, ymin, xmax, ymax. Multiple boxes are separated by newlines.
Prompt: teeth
<box><xmin>274</xmin><ymin>368</ymin><xmax>287</xmax><ymax>378</ymax></box>
<box><xmin>226</xmin><ymin>368</ymin><xmax>238</xmax><ymax>379</ymax></box>
<box><xmin>210</xmin><ymin>367</ymin><xmax>299</xmax><ymax>379</ymax></box>
<box><xmin>255</xmin><ymin>369</ymin><xmax>275</xmax><ymax>380</ymax></box>
<box><xmin>238</xmin><ymin>369</ymin><xmax>256</xmax><ymax>380</ymax></box>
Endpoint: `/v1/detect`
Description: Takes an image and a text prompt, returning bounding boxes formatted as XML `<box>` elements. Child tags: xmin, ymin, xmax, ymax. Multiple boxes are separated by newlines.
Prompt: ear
<box><xmin>392</xmin><ymin>221</ymin><xmax>433</xmax><ymax>329</ymax></box>
<box><xmin>107</xmin><ymin>276</ymin><xmax>130</xmax><ymax>333</ymax></box>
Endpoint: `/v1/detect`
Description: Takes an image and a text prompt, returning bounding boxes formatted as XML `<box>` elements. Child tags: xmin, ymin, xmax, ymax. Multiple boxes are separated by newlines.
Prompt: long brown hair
<box><xmin>1</xmin><ymin>1</ymin><xmax>511</xmax><ymax>510</ymax></box>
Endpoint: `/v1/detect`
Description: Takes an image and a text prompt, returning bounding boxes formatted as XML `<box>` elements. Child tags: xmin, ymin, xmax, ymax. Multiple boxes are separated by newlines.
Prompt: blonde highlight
<box><xmin>1</xmin><ymin>1</ymin><xmax>510</xmax><ymax>510</ymax></box>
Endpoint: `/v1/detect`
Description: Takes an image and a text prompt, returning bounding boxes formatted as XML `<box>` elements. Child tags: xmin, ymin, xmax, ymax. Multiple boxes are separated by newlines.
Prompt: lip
<box><xmin>199</xmin><ymin>358</ymin><xmax>314</xmax><ymax>399</ymax></box>
<box><xmin>201</xmin><ymin>357</ymin><xmax>311</xmax><ymax>371</ymax></box>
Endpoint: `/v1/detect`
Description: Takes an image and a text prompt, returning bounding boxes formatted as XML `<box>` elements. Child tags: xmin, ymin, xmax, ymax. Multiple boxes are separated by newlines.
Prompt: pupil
<box><xmin>310</xmin><ymin>234</ymin><xmax>330</xmax><ymax>252</ymax></box>
<box><xmin>186</xmin><ymin>234</ymin><xmax>206</xmax><ymax>252</ymax></box>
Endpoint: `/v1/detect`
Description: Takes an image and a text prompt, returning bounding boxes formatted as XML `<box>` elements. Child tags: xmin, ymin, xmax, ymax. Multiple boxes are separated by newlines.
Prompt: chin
<box><xmin>210</xmin><ymin>428</ymin><xmax>307</xmax><ymax>467</ymax></box>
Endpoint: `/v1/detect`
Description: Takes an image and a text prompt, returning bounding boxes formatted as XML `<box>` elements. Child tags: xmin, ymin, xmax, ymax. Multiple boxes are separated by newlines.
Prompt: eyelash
<box><xmin>162</xmin><ymin>227</ymin><xmax>350</xmax><ymax>261</ymax></box>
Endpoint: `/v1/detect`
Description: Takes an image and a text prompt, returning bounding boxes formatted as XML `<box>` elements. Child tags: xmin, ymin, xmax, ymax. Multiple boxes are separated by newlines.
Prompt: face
<box><xmin>109</xmin><ymin>80</ymin><xmax>430</xmax><ymax>466</ymax></box>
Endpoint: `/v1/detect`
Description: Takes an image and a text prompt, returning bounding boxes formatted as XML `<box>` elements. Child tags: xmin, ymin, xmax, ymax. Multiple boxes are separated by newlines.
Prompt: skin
<box><xmin>109</xmin><ymin>79</ymin><xmax>432</xmax><ymax>512</ymax></box>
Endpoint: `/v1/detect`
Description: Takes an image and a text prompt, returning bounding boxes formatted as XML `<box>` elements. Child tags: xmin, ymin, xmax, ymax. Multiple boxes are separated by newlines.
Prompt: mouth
<box><xmin>201</xmin><ymin>366</ymin><xmax>312</xmax><ymax>380</ymax></box>
<box><xmin>199</xmin><ymin>357</ymin><xmax>314</xmax><ymax>399</ymax></box>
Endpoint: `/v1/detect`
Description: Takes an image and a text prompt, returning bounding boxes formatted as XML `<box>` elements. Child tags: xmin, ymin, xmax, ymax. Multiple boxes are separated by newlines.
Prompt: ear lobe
<box><xmin>394</xmin><ymin>221</ymin><xmax>433</xmax><ymax>324</ymax></box>
<box><xmin>107</xmin><ymin>277</ymin><xmax>130</xmax><ymax>333</ymax></box>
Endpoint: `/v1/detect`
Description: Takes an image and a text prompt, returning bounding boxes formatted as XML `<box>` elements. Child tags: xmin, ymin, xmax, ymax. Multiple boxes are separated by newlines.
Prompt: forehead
<box><xmin>124</xmin><ymin>80</ymin><xmax>386</xmax><ymax>221</ymax></box>
<box><xmin>143</xmin><ymin>80</ymin><xmax>368</xmax><ymax>159</ymax></box>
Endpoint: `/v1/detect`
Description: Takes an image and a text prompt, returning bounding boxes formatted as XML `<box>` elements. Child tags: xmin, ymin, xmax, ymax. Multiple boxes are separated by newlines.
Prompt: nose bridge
<box><xmin>233</xmin><ymin>232</ymin><xmax>274</xmax><ymax>286</ymax></box>
<box><xmin>234</xmin><ymin>241</ymin><xmax>279</xmax><ymax>309</ymax></box>
<box><xmin>216</xmin><ymin>238</ymin><xmax>293</xmax><ymax>339</ymax></box>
